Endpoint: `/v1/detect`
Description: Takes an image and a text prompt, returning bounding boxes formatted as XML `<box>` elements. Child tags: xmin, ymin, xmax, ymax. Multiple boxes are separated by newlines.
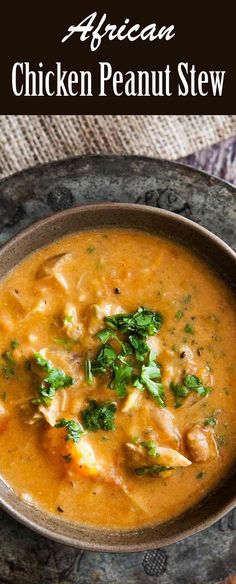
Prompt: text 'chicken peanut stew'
<box><xmin>0</xmin><ymin>228</ymin><xmax>235</xmax><ymax>529</ymax></box>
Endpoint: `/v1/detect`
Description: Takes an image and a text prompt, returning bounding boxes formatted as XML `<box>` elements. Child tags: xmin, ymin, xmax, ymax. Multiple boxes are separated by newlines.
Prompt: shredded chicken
<box><xmin>36</xmin><ymin>253</ymin><xmax>72</xmax><ymax>290</ymax></box>
<box><xmin>39</xmin><ymin>389</ymin><xmax>67</xmax><ymax>426</ymax></box>
<box><xmin>122</xmin><ymin>389</ymin><xmax>141</xmax><ymax>412</ymax></box>
<box><xmin>62</xmin><ymin>303</ymin><xmax>83</xmax><ymax>340</ymax></box>
<box><xmin>126</xmin><ymin>442</ymin><xmax>191</xmax><ymax>470</ymax></box>
<box><xmin>153</xmin><ymin>408</ymin><xmax>181</xmax><ymax>445</ymax></box>
<box><xmin>87</xmin><ymin>301</ymin><xmax>124</xmax><ymax>334</ymax></box>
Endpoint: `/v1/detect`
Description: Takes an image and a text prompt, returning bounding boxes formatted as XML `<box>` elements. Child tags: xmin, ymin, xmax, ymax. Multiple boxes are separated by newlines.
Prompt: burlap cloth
<box><xmin>0</xmin><ymin>115</ymin><xmax>235</xmax><ymax>178</ymax></box>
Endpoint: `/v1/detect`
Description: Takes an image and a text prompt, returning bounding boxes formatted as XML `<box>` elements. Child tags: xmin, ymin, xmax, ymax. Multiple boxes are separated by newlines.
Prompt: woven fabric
<box><xmin>0</xmin><ymin>115</ymin><xmax>235</xmax><ymax>178</ymax></box>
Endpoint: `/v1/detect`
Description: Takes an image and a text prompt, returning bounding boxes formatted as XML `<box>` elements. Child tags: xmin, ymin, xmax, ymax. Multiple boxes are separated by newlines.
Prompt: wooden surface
<box><xmin>0</xmin><ymin>138</ymin><xmax>235</xmax><ymax>583</ymax></box>
<box><xmin>179</xmin><ymin>136</ymin><xmax>236</xmax><ymax>186</ymax></box>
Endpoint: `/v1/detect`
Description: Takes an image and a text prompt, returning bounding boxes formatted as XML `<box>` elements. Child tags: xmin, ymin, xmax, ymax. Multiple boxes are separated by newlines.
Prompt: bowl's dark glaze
<box><xmin>0</xmin><ymin>202</ymin><xmax>235</xmax><ymax>552</ymax></box>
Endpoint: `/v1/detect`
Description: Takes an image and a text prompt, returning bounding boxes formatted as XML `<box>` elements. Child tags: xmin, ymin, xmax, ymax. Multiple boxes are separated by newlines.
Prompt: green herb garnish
<box><xmin>32</xmin><ymin>352</ymin><xmax>75</xmax><ymax>406</ymax></box>
<box><xmin>10</xmin><ymin>339</ymin><xmax>19</xmax><ymax>350</ymax></box>
<box><xmin>91</xmin><ymin>345</ymin><xmax>117</xmax><ymax>375</ymax></box>
<box><xmin>183</xmin><ymin>294</ymin><xmax>192</xmax><ymax>304</ymax></box>
<box><xmin>135</xmin><ymin>465</ymin><xmax>172</xmax><ymax>476</ymax></box>
<box><xmin>81</xmin><ymin>400</ymin><xmax>116</xmax><ymax>432</ymax></box>
<box><xmin>86</xmin><ymin>308</ymin><xmax>164</xmax><ymax>406</ymax></box>
<box><xmin>53</xmin><ymin>338</ymin><xmax>77</xmax><ymax>351</ymax></box>
<box><xmin>55</xmin><ymin>418</ymin><xmax>84</xmax><ymax>443</ymax></box>
<box><xmin>175</xmin><ymin>310</ymin><xmax>184</xmax><ymax>320</ymax></box>
<box><xmin>109</xmin><ymin>362</ymin><xmax>132</xmax><ymax>397</ymax></box>
<box><xmin>196</xmin><ymin>471</ymin><xmax>206</xmax><ymax>479</ymax></box>
<box><xmin>63</xmin><ymin>315</ymin><xmax>73</xmax><ymax>324</ymax></box>
<box><xmin>1</xmin><ymin>350</ymin><xmax>15</xmax><ymax>379</ymax></box>
<box><xmin>105</xmin><ymin>307</ymin><xmax>163</xmax><ymax>336</ymax></box>
<box><xmin>63</xmin><ymin>453</ymin><xmax>72</xmax><ymax>463</ymax></box>
<box><xmin>171</xmin><ymin>374</ymin><xmax>211</xmax><ymax>407</ymax></box>
<box><xmin>129</xmin><ymin>334</ymin><xmax>149</xmax><ymax>361</ymax></box>
<box><xmin>204</xmin><ymin>416</ymin><xmax>217</xmax><ymax>427</ymax></box>
<box><xmin>142</xmin><ymin>439</ymin><xmax>159</xmax><ymax>457</ymax></box>
<box><xmin>184</xmin><ymin>323</ymin><xmax>194</xmax><ymax>334</ymax></box>
<box><xmin>134</xmin><ymin>352</ymin><xmax>165</xmax><ymax>407</ymax></box>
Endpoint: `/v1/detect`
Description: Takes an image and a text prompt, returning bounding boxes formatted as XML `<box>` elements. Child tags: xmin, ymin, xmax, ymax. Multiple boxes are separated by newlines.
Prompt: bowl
<box><xmin>0</xmin><ymin>202</ymin><xmax>235</xmax><ymax>551</ymax></box>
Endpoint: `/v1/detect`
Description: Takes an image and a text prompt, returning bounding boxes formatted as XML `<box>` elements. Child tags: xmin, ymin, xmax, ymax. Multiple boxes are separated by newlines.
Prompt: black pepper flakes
<box><xmin>57</xmin><ymin>506</ymin><xmax>64</xmax><ymax>513</ymax></box>
<box><xmin>114</xmin><ymin>287</ymin><xmax>121</xmax><ymax>295</ymax></box>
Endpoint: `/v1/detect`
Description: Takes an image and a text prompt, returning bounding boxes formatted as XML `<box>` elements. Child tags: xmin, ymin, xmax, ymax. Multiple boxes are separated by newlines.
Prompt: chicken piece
<box><xmin>153</xmin><ymin>408</ymin><xmax>181</xmax><ymax>446</ymax></box>
<box><xmin>87</xmin><ymin>301</ymin><xmax>124</xmax><ymax>335</ymax></box>
<box><xmin>32</xmin><ymin>298</ymin><xmax>50</xmax><ymax>313</ymax></box>
<box><xmin>122</xmin><ymin>389</ymin><xmax>141</xmax><ymax>412</ymax></box>
<box><xmin>0</xmin><ymin>313</ymin><xmax>14</xmax><ymax>334</ymax></box>
<box><xmin>186</xmin><ymin>424</ymin><xmax>218</xmax><ymax>462</ymax></box>
<box><xmin>126</xmin><ymin>442</ymin><xmax>191</xmax><ymax>471</ymax></box>
<box><xmin>8</xmin><ymin>289</ymin><xmax>28</xmax><ymax>313</ymax></box>
<box><xmin>36</xmin><ymin>253</ymin><xmax>72</xmax><ymax>290</ymax></box>
<box><xmin>161</xmin><ymin>347</ymin><xmax>181</xmax><ymax>386</ymax></box>
<box><xmin>179</xmin><ymin>345</ymin><xmax>197</xmax><ymax>375</ymax></box>
<box><xmin>146</xmin><ymin>336</ymin><xmax>163</xmax><ymax>356</ymax></box>
<box><xmin>62</xmin><ymin>303</ymin><xmax>83</xmax><ymax>340</ymax></box>
<box><xmin>39</xmin><ymin>389</ymin><xmax>67</xmax><ymax>426</ymax></box>
<box><xmin>155</xmin><ymin>446</ymin><xmax>191</xmax><ymax>467</ymax></box>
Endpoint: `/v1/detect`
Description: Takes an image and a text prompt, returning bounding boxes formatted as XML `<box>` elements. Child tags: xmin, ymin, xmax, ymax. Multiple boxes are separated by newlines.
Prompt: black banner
<box><xmin>0</xmin><ymin>2</ymin><xmax>234</xmax><ymax>113</ymax></box>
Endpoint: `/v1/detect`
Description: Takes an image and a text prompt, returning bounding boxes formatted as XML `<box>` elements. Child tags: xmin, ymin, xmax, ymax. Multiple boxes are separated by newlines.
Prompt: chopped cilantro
<box><xmin>142</xmin><ymin>439</ymin><xmax>159</xmax><ymax>457</ymax></box>
<box><xmin>196</xmin><ymin>471</ymin><xmax>205</xmax><ymax>479</ymax></box>
<box><xmin>109</xmin><ymin>362</ymin><xmax>132</xmax><ymax>397</ymax></box>
<box><xmin>63</xmin><ymin>315</ymin><xmax>73</xmax><ymax>324</ymax></box>
<box><xmin>96</xmin><ymin>328</ymin><xmax>118</xmax><ymax>344</ymax></box>
<box><xmin>91</xmin><ymin>345</ymin><xmax>117</xmax><ymax>375</ymax></box>
<box><xmin>85</xmin><ymin>307</ymin><xmax>164</xmax><ymax>406</ymax></box>
<box><xmin>81</xmin><ymin>400</ymin><xmax>116</xmax><ymax>432</ymax></box>
<box><xmin>135</xmin><ymin>465</ymin><xmax>172</xmax><ymax>476</ymax></box>
<box><xmin>216</xmin><ymin>435</ymin><xmax>226</xmax><ymax>449</ymax></box>
<box><xmin>87</xmin><ymin>246</ymin><xmax>96</xmax><ymax>254</ymax></box>
<box><xmin>184</xmin><ymin>375</ymin><xmax>211</xmax><ymax>396</ymax></box>
<box><xmin>1</xmin><ymin>350</ymin><xmax>15</xmax><ymax>379</ymax></box>
<box><xmin>185</xmin><ymin>323</ymin><xmax>194</xmax><ymax>334</ymax></box>
<box><xmin>0</xmin><ymin>391</ymin><xmax>7</xmax><ymax>401</ymax></box>
<box><xmin>134</xmin><ymin>353</ymin><xmax>165</xmax><ymax>407</ymax></box>
<box><xmin>10</xmin><ymin>339</ymin><xmax>19</xmax><ymax>350</ymax></box>
<box><xmin>204</xmin><ymin>416</ymin><xmax>217</xmax><ymax>427</ymax></box>
<box><xmin>105</xmin><ymin>307</ymin><xmax>163</xmax><ymax>336</ymax></box>
<box><xmin>171</xmin><ymin>374</ymin><xmax>211</xmax><ymax>407</ymax></box>
<box><xmin>175</xmin><ymin>310</ymin><xmax>184</xmax><ymax>320</ymax></box>
<box><xmin>32</xmin><ymin>352</ymin><xmax>75</xmax><ymax>406</ymax></box>
<box><xmin>95</xmin><ymin>328</ymin><xmax>126</xmax><ymax>352</ymax></box>
<box><xmin>129</xmin><ymin>334</ymin><xmax>149</xmax><ymax>361</ymax></box>
<box><xmin>55</xmin><ymin>418</ymin><xmax>84</xmax><ymax>443</ymax></box>
<box><xmin>53</xmin><ymin>338</ymin><xmax>77</xmax><ymax>351</ymax></box>
<box><xmin>63</xmin><ymin>453</ymin><xmax>72</xmax><ymax>463</ymax></box>
<box><xmin>183</xmin><ymin>294</ymin><xmax>192</xmax><ymax>304</ymax></box>
<box><xmin>131</xmin><ymin>435</ymin><xmax>140</xmax><ymax>444</ymax></box>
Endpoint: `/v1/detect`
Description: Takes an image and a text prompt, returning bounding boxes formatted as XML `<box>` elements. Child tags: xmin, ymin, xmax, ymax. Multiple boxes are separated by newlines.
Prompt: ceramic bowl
<box><xmin>0</xmin><ymin>202</ymin><xmax>235</xmax><ymax>551</ymax></box>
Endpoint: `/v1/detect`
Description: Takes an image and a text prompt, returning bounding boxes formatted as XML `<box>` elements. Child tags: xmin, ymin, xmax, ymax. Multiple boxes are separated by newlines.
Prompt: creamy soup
<box><xmin>0</xmin><ymin>228</ymin><xmax>235</xmax><ymax>529</ymax></box>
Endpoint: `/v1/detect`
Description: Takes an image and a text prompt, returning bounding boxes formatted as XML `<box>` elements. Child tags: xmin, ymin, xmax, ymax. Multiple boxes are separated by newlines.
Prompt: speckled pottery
<box><xmin>0</xmin><ymin>190</ymin><xmax>235</xmax><ymax>552</ymax></box>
